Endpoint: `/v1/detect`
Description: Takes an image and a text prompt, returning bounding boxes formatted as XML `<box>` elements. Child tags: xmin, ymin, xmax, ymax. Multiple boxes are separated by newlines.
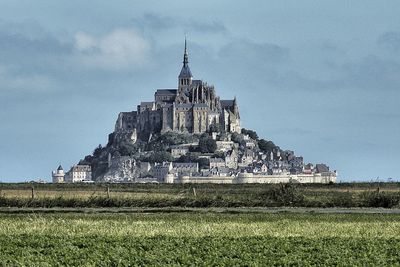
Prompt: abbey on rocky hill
<box><xmin>114</xmin><ymin>39</ymin><xmax>241</xmax><ymax>140</ymax></box>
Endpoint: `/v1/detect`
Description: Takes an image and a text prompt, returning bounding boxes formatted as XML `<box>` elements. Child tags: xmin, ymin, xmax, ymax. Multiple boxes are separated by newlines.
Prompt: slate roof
<box><xmin>173</xmin><ymin>162</ymin><xmax>198</xmax><ymax>168</ymax></box>
<box><xmin>175</xmin><ymin>103</ymin><xmax>193</xmax><ymax>109</ymax></box>
<box><xmin>155</xmin><ymin>89</ymin><xmax>177</xmax><ymax>95</ymax></box>
<box><xmin>141</xmin><ymin>101</ymin><xmax>153</xmax><ymax>105</ymax></box>
<box><xmin>71</xmin><ymin>165</ymin><xmax>91</xmax><ymax>172</ymax></box>
<box><xmin>121</xmin><ymin>111</ymin><xmax>137</xmax><ymax>116</ymax></box>
<box><xmin>210</xmin><ymin>158</ymin><xmax>224</xmax><ymax>163</ymax></box>
<box><xmin>193</xmin><ymin>103</ymin><xmax>208</xmax><ymax>108</ymax></box>
<box><xmin>315</xmin><ymin>164</ymin><xmax>329</xmax><ymax>173</ymax></box>
<box><xmin>179</xmin><ymin>65</ymin><xmax>192</xmax><ymax>78</ymax></box>
<box><xmin>220</xmin><ymin>100</ymin><xmax>234</xmax><ymax>108</ymax></box>
<box><xmin>140</xmin><ymin>102</ymin><xmax>154</xmax><ymax>107</ymax></box>
<box><xmin>192</xmin><ymin>80</ymin><xmax>202</xmax><ymax>86</ymax></box>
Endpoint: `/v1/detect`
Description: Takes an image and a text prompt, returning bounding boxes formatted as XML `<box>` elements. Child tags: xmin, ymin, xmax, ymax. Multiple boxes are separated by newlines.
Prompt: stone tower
<box><xmin>177</xmin><ymin>37</ymin><xmax>193</xmax><ymax>102</ymax></box>
<box><xmin>52</xmin><ymin>165</ymin><xmax>65</xmax><ymax>183</ymax></box>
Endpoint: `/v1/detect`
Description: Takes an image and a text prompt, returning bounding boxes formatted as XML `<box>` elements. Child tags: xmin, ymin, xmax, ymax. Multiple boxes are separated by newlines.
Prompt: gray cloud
<box><xmin>0</xmin><ymin>20</ymin><xmax>72</xmax><ymax>58</ymax></box>
<box><xmin>131</xmin><ymin>13</ymin><xmax>228</xmax><ymax>34</ymax></box>
<box><xmin>338</xmin><ymin>55</ymin><xmax>400</xmax><ymax>91</ymax></box>
<box><xmin>0</xmin><ymin>31</ymin><xmax>70</xmax><ymax>56</ymax></box>
<box><xmin>186</xmin><ymin>20</ymin><xmax>227</xmax><ymax>34</ymax></box>
<box><xmin>218</xmin><ymin>39</ymin><xmax>289</xmax><ymax>64</ymax></box>
<box><xmin>133</xmin><ymin>13</ymin><xmax>177</xmax><ymax>31</ymax></box>
<box><xmin>0</xmin><ymin>20</ymin><xmax>157</xmax><ymax>96</ymax></box>
<box><xmin>73</xmin><ymin>29</ymin><xmax>151</xmax><ymax>70</ymax></box>
<box><xmin>0</xmin><ymin>27</ymin><xmax>72</xmax><ymax>76</ymax></box>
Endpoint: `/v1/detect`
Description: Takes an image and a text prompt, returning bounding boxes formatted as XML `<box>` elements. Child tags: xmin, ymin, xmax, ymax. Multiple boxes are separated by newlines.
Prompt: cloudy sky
<box><xmin>0</xmin><ymin>0</ymin><xmax>399</xmax><ymax>182</ymax></box>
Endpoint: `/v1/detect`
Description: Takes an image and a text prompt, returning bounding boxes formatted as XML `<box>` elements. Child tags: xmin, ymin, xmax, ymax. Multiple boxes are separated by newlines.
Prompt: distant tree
<box><xmin>146</xmin><ymin>132</ymin><xmax>199</xmax><ymax>152</ymax></box>
<box><xmin>197</xmin><ymin>158</ymin><xmax>210</xmax><ymax>169</ymax></box>
<box><xmin>176</xmin><ymin>154</ymin><xmax>209</xmax><ymax>169</ymax></box>
<box><xmin>198</xmin><ymin>133</ymin><xmax>217</xmax><ymax>153</ymax></box>
<box><xmin>154</xmin><ymin>151</ymin><xmax>173</xmax><ymax>162</ymax></box>
<box><xmin>258</xmin><ymin>139</ymin><xmax>278</xmax><ymax>153</ymax></box>
<box><xmin>241</xmin><ymin>128</ymin><xmax>258</xmax><ymax>140</ymax></box>
<box><xmin>147</xmin><ymin>151</ymin><xmax>173</xmax><ymax>163</ymax></box>
<box><xmin>93</xmin><ymin>144</ymin><xmax>103</xmax><ymax>157</ymax></box>
<box><xmin>119</xmin><ymin>142</ymin><xmax>139</xmax><ymax>157</ymax></box>
<box><xmin>231</xmin><ymin>132</ymin><xmax>244</xmax><ymax>145</ymax></box>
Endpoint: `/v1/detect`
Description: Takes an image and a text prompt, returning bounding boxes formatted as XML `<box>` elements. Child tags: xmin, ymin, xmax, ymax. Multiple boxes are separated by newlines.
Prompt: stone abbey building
<box><xmin>114</xmin><ymin>40</ymin><xmax>241</xmax><ymax>140</ymax></box>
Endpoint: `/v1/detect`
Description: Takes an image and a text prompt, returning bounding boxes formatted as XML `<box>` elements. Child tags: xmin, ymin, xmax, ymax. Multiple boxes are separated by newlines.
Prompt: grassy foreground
<box><xmin>1</xmin><ymin>212</ymin><xmax>400</xmax><ymax>266</ymax></box>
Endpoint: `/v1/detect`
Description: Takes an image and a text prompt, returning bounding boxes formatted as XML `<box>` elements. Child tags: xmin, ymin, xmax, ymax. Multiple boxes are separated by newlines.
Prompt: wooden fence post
<box><xmin>192</xmin><ymin>187</ymin><xmax>197</xmax><ymax>197</ymax></box>
<box><xmin>107</xmin><ymin>186</ymin><xmax>110</xmax><ymax>198</ymax></box>
<box><xmin>31</xmin><ymin>185</ymin><xmax>35</xmax><ymax>199</ymax></box>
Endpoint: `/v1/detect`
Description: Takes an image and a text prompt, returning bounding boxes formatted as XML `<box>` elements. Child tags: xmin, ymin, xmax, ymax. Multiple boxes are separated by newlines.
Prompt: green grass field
<box><xmin>1</xmin><ymin>212</ymin><xmax>400</xmax><ymax>266</ymax></box>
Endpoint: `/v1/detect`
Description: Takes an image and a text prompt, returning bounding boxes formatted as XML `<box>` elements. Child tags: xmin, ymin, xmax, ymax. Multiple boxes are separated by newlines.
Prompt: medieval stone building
<box><xmin>114</xmin><ymin>39</ymin><xmax>241</xmax><ymax>140</ymax></box>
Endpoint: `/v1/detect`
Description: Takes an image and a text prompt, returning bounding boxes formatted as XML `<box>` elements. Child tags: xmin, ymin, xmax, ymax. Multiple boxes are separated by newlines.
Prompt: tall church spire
<box><xmin>183</xmin><ymin>36</ymin><xmax>189</xmax><ymax>67</ymax></box>
<box><xmin>179</xmin><ymin>37</ymin><xmax>192</xmax><ymax>79</ymax></box>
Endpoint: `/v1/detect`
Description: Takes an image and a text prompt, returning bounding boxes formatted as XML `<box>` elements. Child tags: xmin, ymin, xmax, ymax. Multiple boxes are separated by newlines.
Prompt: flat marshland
<box><xmin>1</xmin><ymin>212</ymin><xmax>400</xmax><ymax>265</ymax></box>
<box><xmin>1</xmin><ymin>183</ymin><xmax>400</xmax><ymax>265</ymax></box>
<box><xmin>1</xmin><ymin>182</ymin><xmax>400</xmax><ymax>208</ymax></box>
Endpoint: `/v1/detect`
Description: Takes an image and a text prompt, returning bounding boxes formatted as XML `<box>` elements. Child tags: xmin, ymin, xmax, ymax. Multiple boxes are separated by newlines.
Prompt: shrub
<box><xmin>361</xmin><ymin>191</ymin><xmax>400</xmax><ymax>208</ymax></box>
<box><xmin>258</xmin><ymin>139</ymin><xmax>279</xmax><ymax>154</ymax></box>
<box><xmin>262</xmin><ymin>183</ymin><xmax>305</xmax><ymax>206</ymax></box>
<box><xmin>198</xmin><ymin>134</ymin><xmax>217</xmax><ymax>153</ymax></box>
<box><xmin>146</xmin><ymin>132</ymin><xmax>199</xmax><ymax>152</ymax></box>
<box><xmin>330</xmin><ymin>191</ymin><xmax>356</xmax><ymax>208</ymax></box>
<box><xmin>241</xmin><ymin>128</ymin><xmax>258</xmax><ymax>140</ymax></box>
<box><xmin>141</xmin><ymin>151</ymin><xmax>173</xmax><ymax>163</ymax></box>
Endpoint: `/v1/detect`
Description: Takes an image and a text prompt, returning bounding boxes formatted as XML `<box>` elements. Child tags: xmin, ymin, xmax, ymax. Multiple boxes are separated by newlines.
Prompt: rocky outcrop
<box><xmin>102</xmin><ymin>156</ymin><xmax>140</xmax><ymax>182</ymax></box>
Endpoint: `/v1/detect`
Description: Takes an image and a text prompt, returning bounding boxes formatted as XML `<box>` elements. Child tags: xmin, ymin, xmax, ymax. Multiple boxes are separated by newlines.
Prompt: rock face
<box><xmin>102</xmin><ymin>156</ymin><xmax>140</xmax><ymax>182</ymax></box>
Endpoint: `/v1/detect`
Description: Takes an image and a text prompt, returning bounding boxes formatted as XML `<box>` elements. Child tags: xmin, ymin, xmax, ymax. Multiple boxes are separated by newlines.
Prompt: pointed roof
<box><xmin>57</xmin><ymin>165</ymin><xmax>63</xmax><ymax>171</ymax></box>
<box><xmin>183</xmin><ymin>37</ymin><xmax>188</xmax><ymax>67</ymax></box>
<box><xmin>220</xmin><ymin>100</ymin><xmax>234</xmax><ymax>109</ymax></box>
<box><xmin>179</xmin><ymin>37</ymin><xmax>193</xmax><ymax>78</ymax></box>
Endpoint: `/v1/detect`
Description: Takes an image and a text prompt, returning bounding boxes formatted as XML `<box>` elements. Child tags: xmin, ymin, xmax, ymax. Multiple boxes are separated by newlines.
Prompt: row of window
<box><xmin>180</xmin><ymin>79</ymin><xmax>190</xmax><ymax>85</ymax></box>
